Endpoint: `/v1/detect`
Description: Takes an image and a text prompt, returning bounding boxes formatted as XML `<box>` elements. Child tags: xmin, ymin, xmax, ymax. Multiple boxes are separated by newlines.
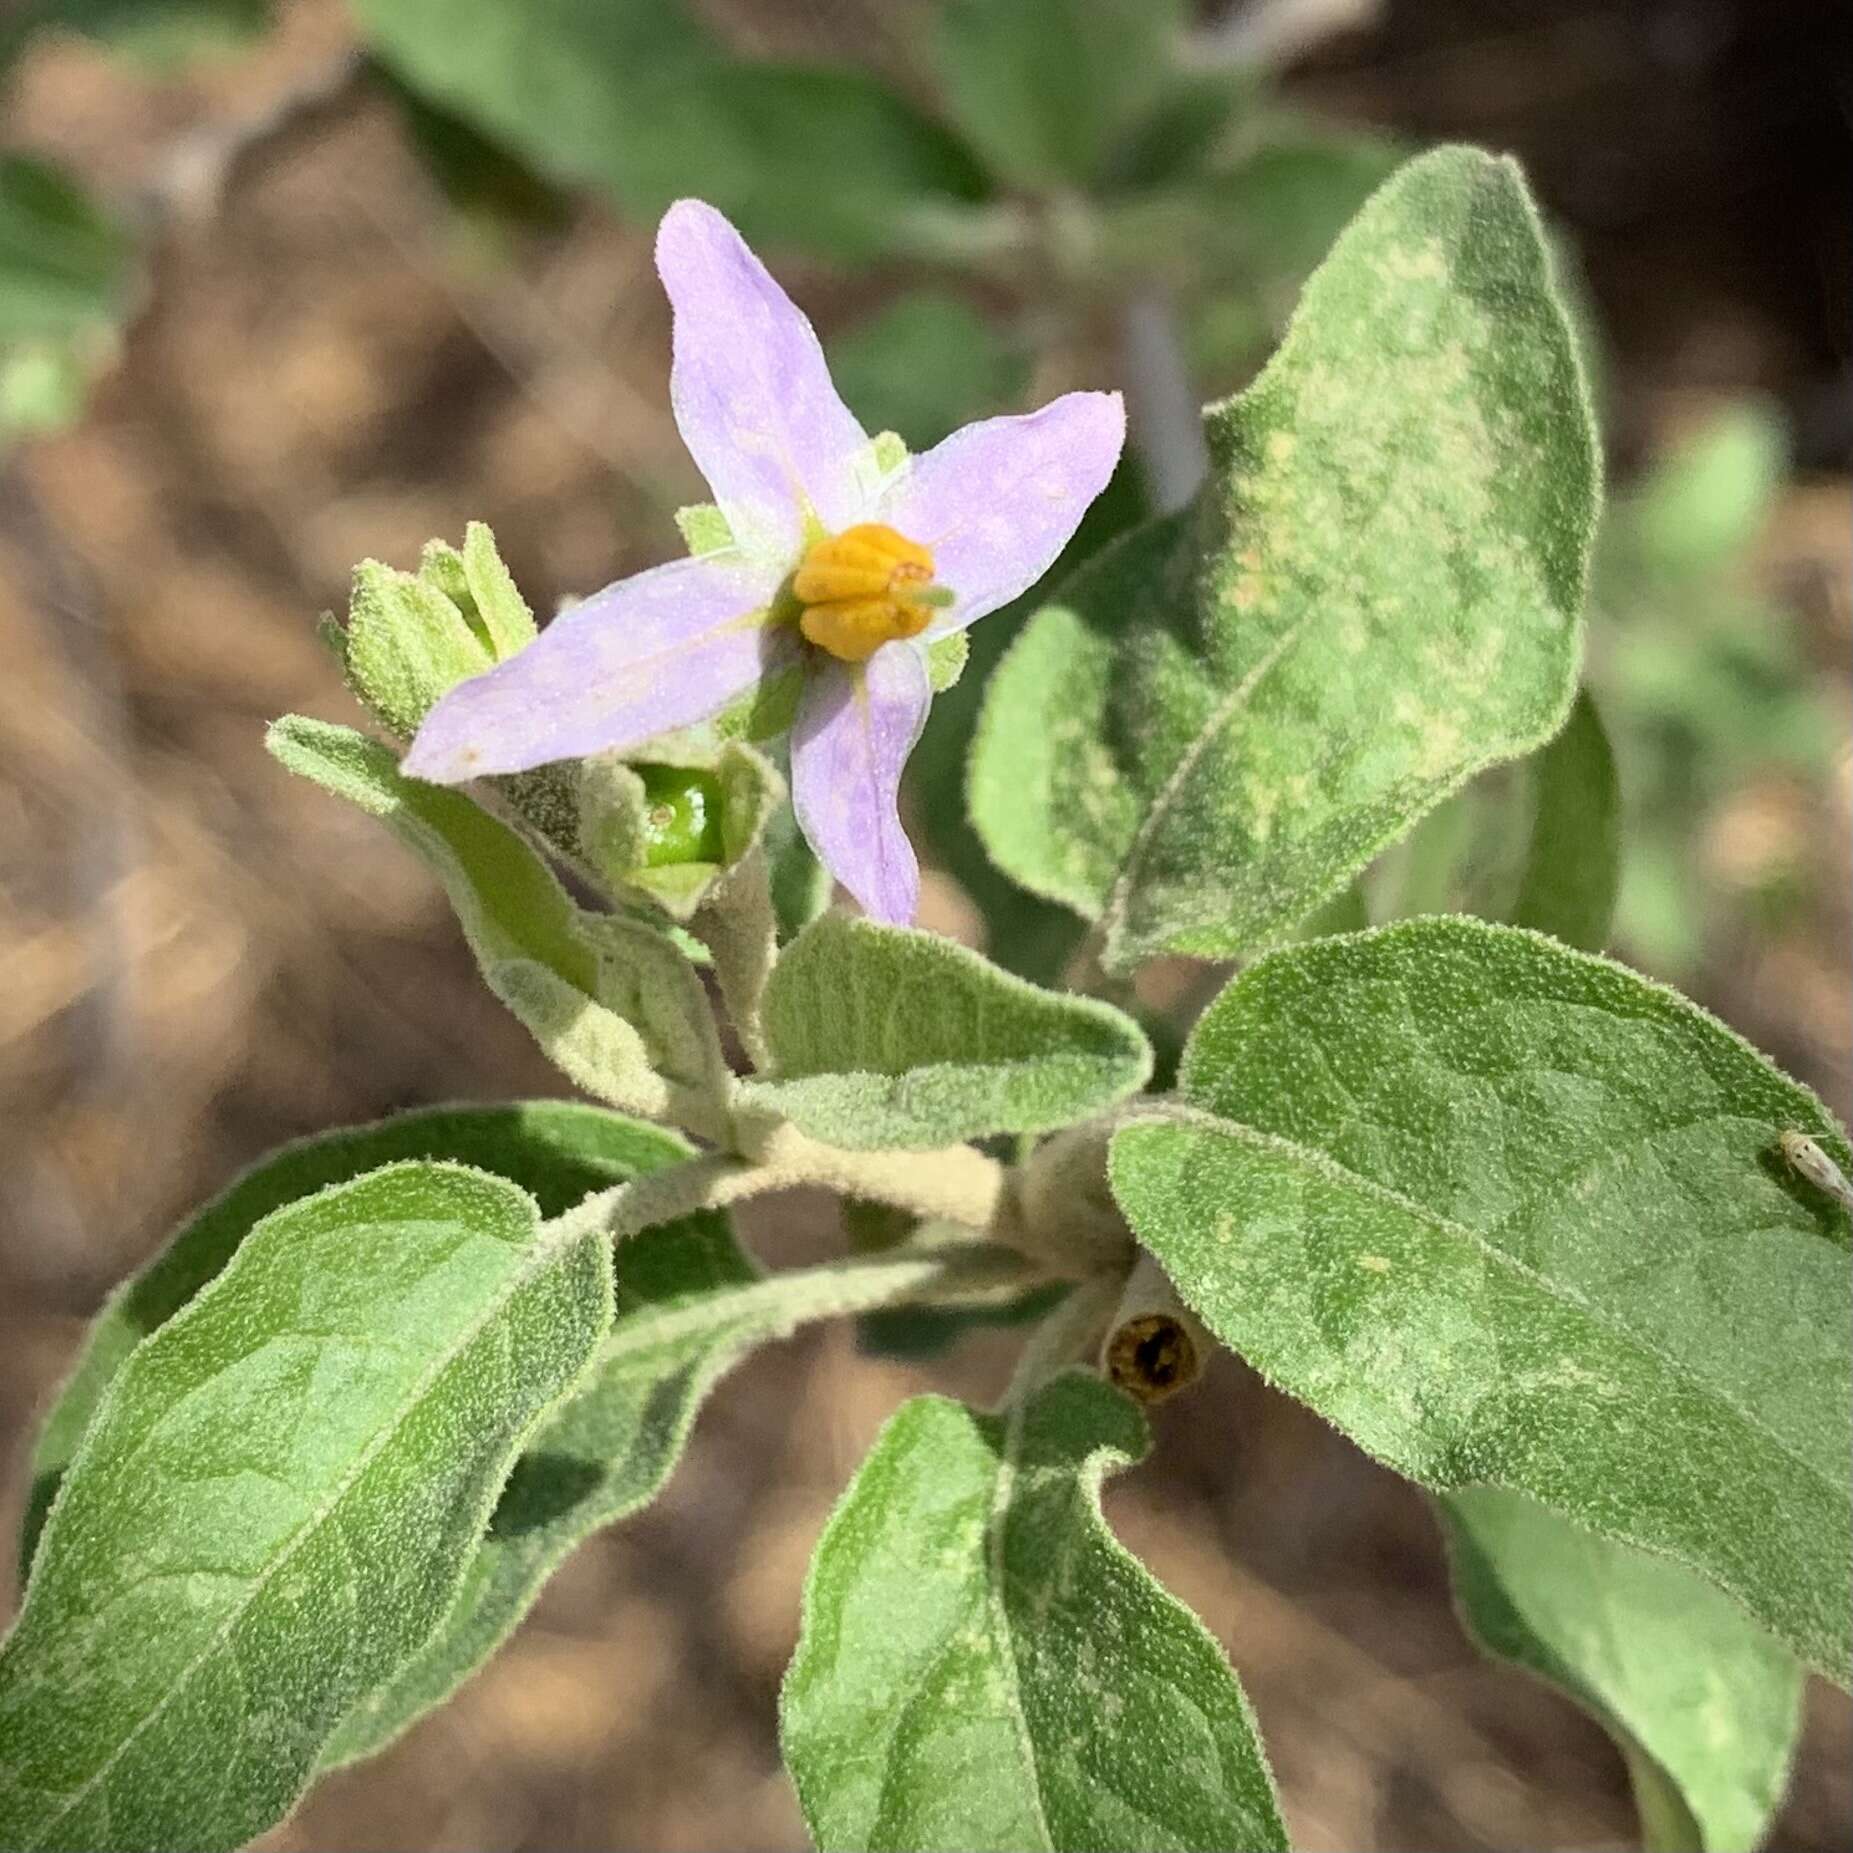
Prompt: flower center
<box><xmin>793</xmin><ymin>522</ymin><xmax>943</xmax><ymax>663</ymax></box>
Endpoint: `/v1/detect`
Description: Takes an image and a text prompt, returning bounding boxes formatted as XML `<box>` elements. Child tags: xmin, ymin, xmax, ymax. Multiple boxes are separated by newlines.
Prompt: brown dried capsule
<box><xmin>1101</xmin><ymin>1255</ymin><xmax>1210</xmax><ymax>1405</ymax></box>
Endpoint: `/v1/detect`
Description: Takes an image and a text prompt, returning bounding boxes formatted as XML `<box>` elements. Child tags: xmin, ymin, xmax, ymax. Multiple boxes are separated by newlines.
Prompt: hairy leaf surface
<box><xmin>1369</xmin><ymin>689</ymin><xmax>1620</xmax><ymax>952</ymax></box>
<box><xmin>1440</xmin><ymin>1488</ymin><xmax>1801</xmax><ymax>1852</ymax></box>
<box><xmin>971</xmin><ymin>146</ymin><xmax>1598</xmax><ymax>967</ymax></box>
<box><xmin>328</xmin><ymin>1236</ymin><xmax>1030</xmax><ymax>1766</ymax></box>
<box><xmin>1507</xmin><ymin>689</ymin><xmax>1620</xmax><ymax>950</ymax></box>
<box><xmin>782</xmin><ymin>1371</ymin><xmax>1285</xmax><ymax>1851</ymax></box>
<box><xmin>741</xmin><ymin>913</ymin><xmax>1151</xmax><ymax>1149</ymax></box>
<box><xmin>268</xmin><ymin>718</ymin><xmax>727</xmax><ymax>1129</ymax></box>
<box><xmin>21</xmin><ymin>1101</ymin><xmax>691</xmax><ymax>1575</ymax></box>
<box><xmin>0</xmin><ymin>1164</ymin><xmax>611</xmax><ymax>1852</ymax></box>
<box><xmin>1110</xmin><ymin>918</ymin><xmax>1852</xmax><ymax>1682</ymax></box>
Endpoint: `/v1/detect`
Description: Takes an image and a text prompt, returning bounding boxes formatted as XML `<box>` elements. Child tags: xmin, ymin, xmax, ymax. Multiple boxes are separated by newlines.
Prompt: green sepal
<box><xmin>925</xmin><ymin>629</ymin><xmax>968</xmax><ymax>693</ymax></box>
<box><xmin>437</xmin><ymin>520</ymin><xmax>538</xmax><ymax>657</ymax></box>
<box><xmin>676</xmin><ymin>501</ymin><xmax>734</xmax><ymax>557</ymax></box>
<box><xmin>267</xmin><ymin>717</ymin><xmax>729</xmax><ymax>1131</ymax></box>
<box><xmin>578</xmin><ymin>740</ymin><xmax>784</xmax><ymax>924</ymax></box>
<box><xmin>340</xmin><ymin>558</ymin><xmax>492</xmax><ymax>738</ymax></box>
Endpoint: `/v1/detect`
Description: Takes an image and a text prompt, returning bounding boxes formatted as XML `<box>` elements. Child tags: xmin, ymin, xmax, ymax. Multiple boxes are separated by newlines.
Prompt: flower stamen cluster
<box><xmin>793</xmin><ymin>522</ymin><xmax>944</xmax><ymax>662</ymax></box>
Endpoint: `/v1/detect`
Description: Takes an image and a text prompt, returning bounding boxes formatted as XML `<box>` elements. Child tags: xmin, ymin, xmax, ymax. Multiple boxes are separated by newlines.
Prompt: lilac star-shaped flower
<box><xmin>403</xmin><ymin>199</ymin><xmax>1124</xmax><ymax>923</ymax></box>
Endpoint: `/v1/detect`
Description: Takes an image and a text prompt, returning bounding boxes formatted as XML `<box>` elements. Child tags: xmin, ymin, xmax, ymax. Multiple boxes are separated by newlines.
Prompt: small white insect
<box><xmin>1777</xmin><ymin>1131</ymin><xmax>1853</xmax><ymax>1213</ymax></box>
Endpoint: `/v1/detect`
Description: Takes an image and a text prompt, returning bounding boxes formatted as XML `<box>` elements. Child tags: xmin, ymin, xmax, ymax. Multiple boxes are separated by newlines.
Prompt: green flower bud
<box><xmin>335</xmin><ymin>523</ymin><xmax>535</xmax><ymax>740</ymax></box>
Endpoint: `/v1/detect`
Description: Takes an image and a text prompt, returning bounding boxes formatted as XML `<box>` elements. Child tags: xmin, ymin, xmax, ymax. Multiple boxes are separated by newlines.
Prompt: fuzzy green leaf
<box><xmin>933</xmin><ymin>0</ymin><xmax>1184</xmax><ymax>189</ymax></box>
<box><xmin>1368</xmin><ymin>688</ymin><xmax>1620</xmax><ymax>952</ymax></box>
<box><xmin>348</xmin><ymin>0</ymin><xmax>987</xmax><ymax>260</ymax></box>
<box><xmin>1439</xmin><ymin>1488</ymin><xmax>1802</xmax><ymax>1853</ymax></box>
<box><xmin>971</xmin><ymin>146</ymin><xmax>1598</xmax><ymax>968</ymax></box>
<box><xmin>1110</xmin><ymin>917</ymin><xmax>1853</xmax><ymax>1683</ymax></box>
<box><xmin>326</xmin><ymin>1236</ymin><xmax>1028</xmax><ymax>1769</ymax></box>
<box><xmin>321</xmin><ymin>1201</ymin><xmax>754</xmax><ymax>1766</ymax></box>
<box><xmin>781</xmin><ymin>1370</ymin><xmax>1285</xmax><ymax>1852</ymax></box>
<box><xmin>0</xmin><ymin>155</ymin><xmax>133</xmax><ymax>346</ymax></box>
<box><xmin>1507</xmin><ymin>688</ymin><xmax>1620</xmax><ymax>950</ymax></box>
<box><xmin>20</xmin><ymin>1101</ymin><xmax>693</xmax><ymax>1578</ymax></box>
<box><xmin>740</xmin><ymin>913</ymin><xmax>1151</xmax><ymax>1150</ymax></box>
<box><xmin>918</xmin><ymin>457</ymin><xmax>1147</xmax><ymax>989</ymax></box>
<box><xmin>0</xmin><ymin>1163</ymin><xmax>611</xmax><ymax>1853</ymax></box>
<box><xmin>267</xmin><ymin>717</ymin><xmax>727</xmax><ymax>1130</ymax></box>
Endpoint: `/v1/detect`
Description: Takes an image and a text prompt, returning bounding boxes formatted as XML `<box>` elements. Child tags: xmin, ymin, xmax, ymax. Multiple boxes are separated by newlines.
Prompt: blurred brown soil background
<box><xmin>2</xmin><ymin>2</ymin><xmax>1849</xmax><ymax>1848</ymax></box>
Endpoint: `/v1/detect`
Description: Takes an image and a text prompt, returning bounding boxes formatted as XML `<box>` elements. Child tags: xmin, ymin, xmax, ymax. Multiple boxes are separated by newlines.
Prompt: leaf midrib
<box><xmin>1138</xmin><ymin>1104</ymin><xmax>1835</xmax><ymax>1499</ymax></box>
<box><xmin>1101</xmin><ymin>603</ymin><xmax>1313</xmax><ymax>953</ymax></box>
<box><xmin>13</xmin><ymin>1213</ymin><xmax>586</xmax><ymax>1848</ymax></box>
<box><xmin>984</xmin><ymin>1393</ymin><xmax>1057</xmax><ymax>1850</ymax></box>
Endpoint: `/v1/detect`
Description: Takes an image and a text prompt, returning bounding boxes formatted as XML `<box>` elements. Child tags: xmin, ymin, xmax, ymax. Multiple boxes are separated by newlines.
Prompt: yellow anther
<box><xmin>794</xmin><ymin>522</ymin><xmax>938</xmax><ymax>663</ymax></box>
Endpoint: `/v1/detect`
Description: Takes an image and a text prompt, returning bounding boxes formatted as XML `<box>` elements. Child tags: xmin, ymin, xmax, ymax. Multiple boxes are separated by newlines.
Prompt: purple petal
<box><xmin>656</xmin><ymin>200</ymin><xmax>869</xmax><ymax>559</ymax></box>
<box><xmin>876</xmin><ymin>392</ymin><xmax>1125</xmax><ymax>633</ymax></box>
<box><xmin>791</xmin><ymin>643</ymin><xmax>931</xmax><ymax>925</ymax></box>
<box><xmin>402</xmin><ymin>551</ymin><xmax>788</xmax><ymax>783</ymax></box>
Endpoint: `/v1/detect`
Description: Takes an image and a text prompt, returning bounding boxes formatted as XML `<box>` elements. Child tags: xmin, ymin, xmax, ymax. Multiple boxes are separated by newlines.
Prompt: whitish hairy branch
<box><xmin>550</xmin><ymin>1122</ymin><xmax>1012</xmax><ymax>1251</ymax></box>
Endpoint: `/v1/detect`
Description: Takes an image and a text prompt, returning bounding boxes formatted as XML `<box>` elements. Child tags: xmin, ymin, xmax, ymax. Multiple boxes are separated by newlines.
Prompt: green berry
<box><xmin>637</xmin><ymin>764</ymin><xmax>725</xmax><ymax>866</ymax></box>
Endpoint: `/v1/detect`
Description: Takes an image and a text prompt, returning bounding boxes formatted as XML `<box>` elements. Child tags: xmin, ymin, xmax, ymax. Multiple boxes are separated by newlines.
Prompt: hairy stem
<box><xmin>732</xmin><ymin>1119</ymin><xmax>1011</xmax><ymax>1231</ymax></box>
<box><xmin>554</xmin><ymin>1123</ymin><xmax>1012</xmax><ymax>1251</ymax></box>
<box><xmin>696</xmin><ymin>844</ymin><xmax>777</xmax><ymax>1071</ymax></box>
<box><xmin>1001</xmin><ymin>1271</ymin><xmax>1124</xmax><ymax>1407</ymax></box>
<box><xmin>592</xmin><ymin>1240</ymin><xmax>1040</xmax><ymax>1357</ymax></box>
